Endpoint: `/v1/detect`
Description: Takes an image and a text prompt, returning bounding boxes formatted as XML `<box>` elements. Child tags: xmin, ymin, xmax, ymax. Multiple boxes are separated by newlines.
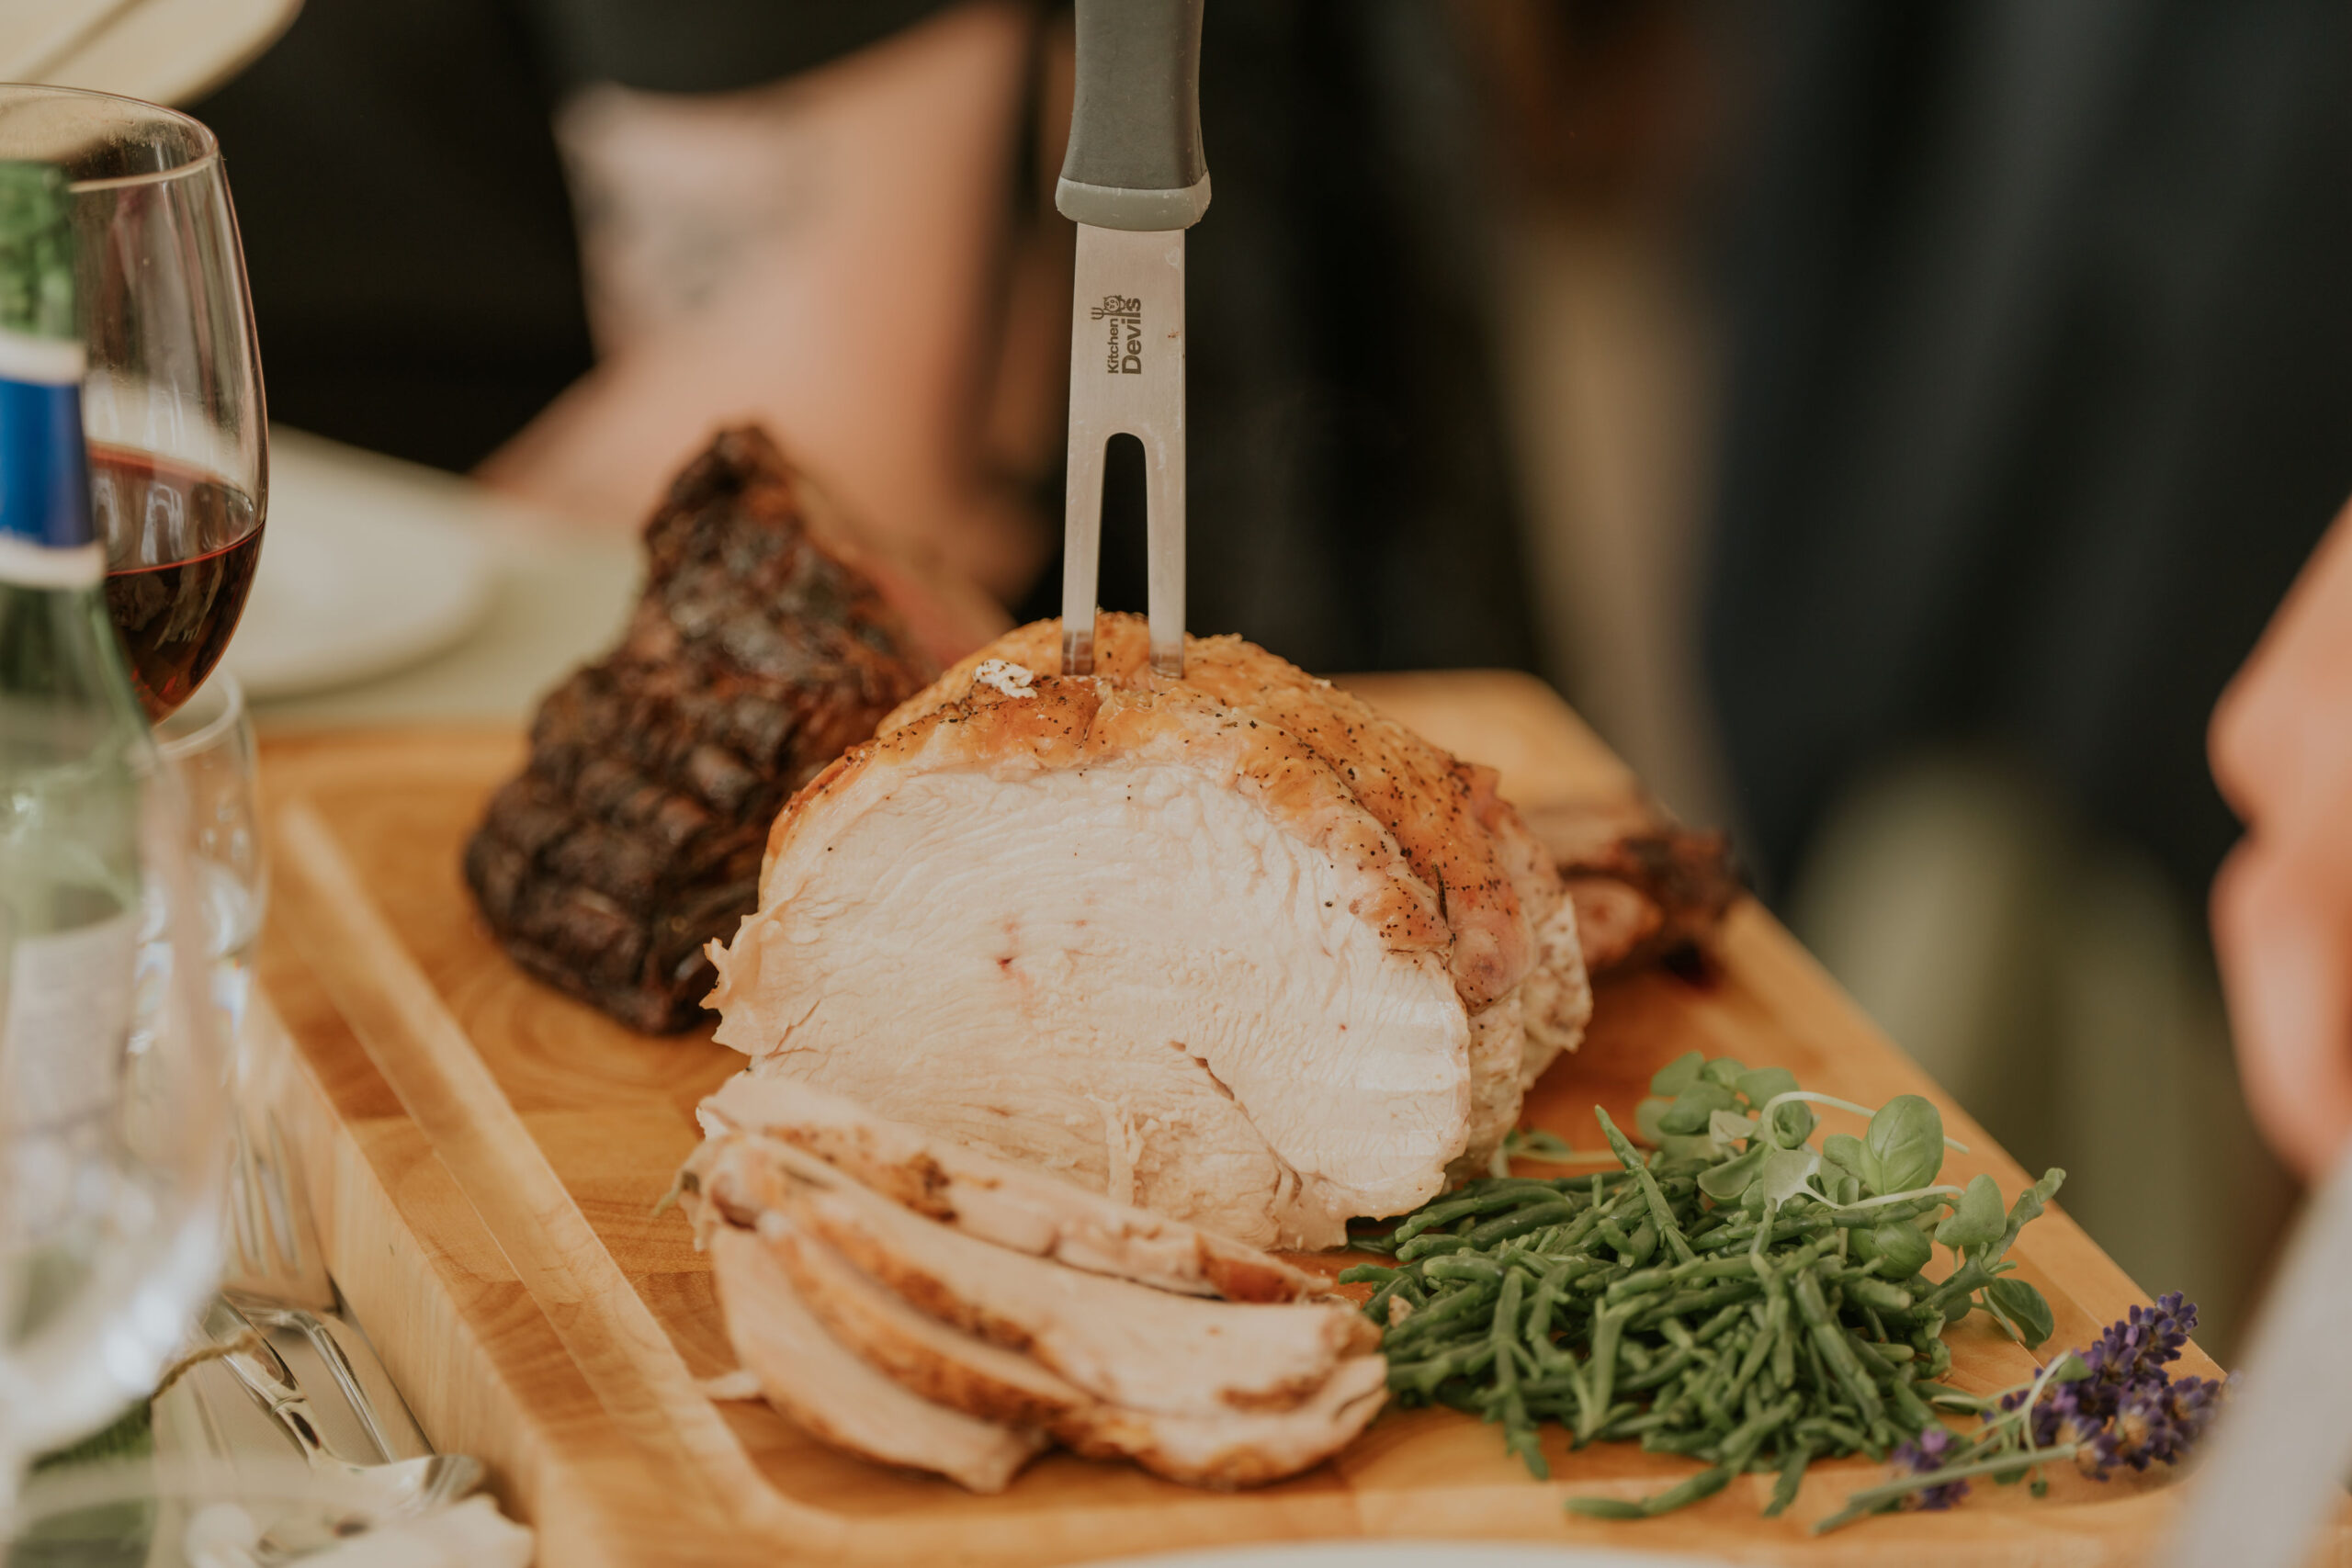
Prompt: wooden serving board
<box><xmin>253</xmin><ymin>673</ymin><xmax>2282</xmax><ymax>1566</ymax></box>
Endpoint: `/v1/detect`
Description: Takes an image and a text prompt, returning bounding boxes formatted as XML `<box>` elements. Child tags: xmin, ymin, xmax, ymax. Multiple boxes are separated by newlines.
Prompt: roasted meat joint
<box><xmin>463</xmin><ymin>428</ymin><xmax>934</xmax><ymax>1032</ymax></box>
<box><xmin>684</xmin><ymin>1076</ymin><xmax>1389</xmax><ymax>1492</ymax></box>
<box><xmin>707</xmin><ymin>614</ymin><xmax>1591</xmax><ymax>1251</ymax></box>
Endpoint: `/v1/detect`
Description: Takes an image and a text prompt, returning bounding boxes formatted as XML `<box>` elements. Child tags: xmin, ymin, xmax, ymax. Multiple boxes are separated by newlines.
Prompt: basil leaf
<box><xmin>1634</xmin><ymin>1096</ymin><xmax>1671</xmax><ymax>1145</ymax></box>
<box><xmin>1660</xmin><ymin>1132</ymin><xmax>1724</xmax><ymax>1162</ymax></box>
<box><xmin>1984</xmin><ymin>1278</ymin><xmax>2054</xmax><ymax>1348</ymax></box>
<box><xmin>1696</xmin><ymin>1143</ymin><xmax>1767</xmax><ymax>1202</ymax></box>
<box><xmin>2047</xmin><ymin>1349</ymin><xmax>2091</xmax><ymax>1383</ymax></box>
<box><xmin>1860</xmin><ymin>1094</ymin><xmax>1945</xmax><ymax>1196</ymax></box>
<box><xmin>1935</xmin><ymin>1173</ymin><xmax>2005</xmax><ymax>1252</ymax></box>
<box><xmin>1650</xmin><ymin>1051</ymin><xmax>1706</xmax><ymax>1098</ymax></box>
<box><xmin>1863</xmin><ymin>1220</ymin><xmax>1932</xmax><ymax>1278</ymax></box>
<box><xmin>1736</xmin><ymin>1066</ymin><xmax>1799</xmax><ymax>1111</ymax></box>
<box><xmin>1820</xmin><ymin>1134</ymin><xmax>1866</xmax><ymax>1185</ymax></box>
<box><xmin>1657</xmin><ymin>1081</ymin><xmax>1738</xmax><ymax>1135</ymax></box>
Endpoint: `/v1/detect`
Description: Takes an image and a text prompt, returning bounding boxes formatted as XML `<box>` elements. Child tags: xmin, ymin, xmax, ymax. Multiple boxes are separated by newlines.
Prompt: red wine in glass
<box><xmin>92</xmin><ymin>443</ymin><xmax>264</xmax><ymax>721</ymax></box>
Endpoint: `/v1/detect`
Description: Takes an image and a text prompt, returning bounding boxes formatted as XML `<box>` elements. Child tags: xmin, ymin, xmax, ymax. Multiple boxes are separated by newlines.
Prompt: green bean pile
<box><xmin>1339</xmin><ymin>1052</ymin><xmax>2064</xmax><ymax>1520</ymax></box>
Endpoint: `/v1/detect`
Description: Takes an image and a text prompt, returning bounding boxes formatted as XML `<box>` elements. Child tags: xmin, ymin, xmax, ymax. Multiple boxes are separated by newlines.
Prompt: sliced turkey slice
<box><xmin>706</xmin><ymin>1224</ymin><xmax>1044</xmax><ymax>1493</ymax></box>
<box><xmin>695</xmin><ymin>1072</ymin><xmax>1320</xmax><ymax>1303</ymax></box>
<box><xmin>762</xmin><ymin>1214</ymin><xmax>1388</xmax><ymax>1489</ymax></box>
<box><xmin>694</xmin><ymin>1131</ymin><xmax>1372</xmax><ymax>1416</ymax></box>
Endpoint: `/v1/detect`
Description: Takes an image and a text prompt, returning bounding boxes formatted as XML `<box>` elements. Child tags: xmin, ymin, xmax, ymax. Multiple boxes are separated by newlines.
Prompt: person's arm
<box><xmin>478</xmin><ymin>1</ymin><xmax>1046</xmax><ymax>654</ymax></box>
<box><xmin>2210</xmin><ymin>502</ymin><xmax>2352</xmax><ymax>1179</ymax></box>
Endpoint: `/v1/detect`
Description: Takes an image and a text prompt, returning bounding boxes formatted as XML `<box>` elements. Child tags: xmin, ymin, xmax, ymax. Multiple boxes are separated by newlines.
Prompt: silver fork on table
<box><xmin>210</xmin><ymin>991</ymin><xmax>483</xmax><ymax>1533</ymax></box>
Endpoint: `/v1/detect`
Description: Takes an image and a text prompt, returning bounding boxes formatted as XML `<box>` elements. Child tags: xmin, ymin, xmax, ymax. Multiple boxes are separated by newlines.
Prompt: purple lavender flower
<box><xmin>2094</xmin><ymin>1292</ymin><xmax>2197</xmax><ymax>1385</ymax></box>
<box><xmin>2103</xmin><ymin>1374</ymin><xmax>2229</xmax><ymax>1472</ymax></box>
<box><xmin>1892</xmin><ymin>1427</ymin><xmax>1972</xmax><ymax>1510</ymax></box>
<box><xmin>1999</xmin><ymin>1296</ymin><xmax>2226</xmax><ymax>1479</ymax></box>
<box><xmin>2002</xmin><ymin>1378</ymin><xmax>2116</xmax><ymax>1474</ymax></box>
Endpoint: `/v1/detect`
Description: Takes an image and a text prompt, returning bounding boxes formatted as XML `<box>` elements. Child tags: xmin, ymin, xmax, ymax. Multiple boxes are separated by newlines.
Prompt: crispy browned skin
<box><xmin>463</xmin><ymin>427</ymin><xmax>932</xmax><ymax>1032</ymax></box>
<box><xmin>751</xmin><ymin>671</ymin><xmax>1453</xmax><ymax>961</ymax></box>
<box><xmin>1523</xmin><ymin>800</ymin><xmax>1742</xmax><ymax>977</ymax></box>
<box><xmin>887</xmin><ymin>615</ymin><xmax>1541</xmax><ymax>1012</ymax></box>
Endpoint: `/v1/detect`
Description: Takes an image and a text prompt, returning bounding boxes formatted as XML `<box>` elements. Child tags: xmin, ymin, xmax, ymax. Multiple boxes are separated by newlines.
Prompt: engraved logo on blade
<box><xmin>1091</xmin><ymin>294</ymin><xmax>1142</xmax><ymax>375</ymax></box>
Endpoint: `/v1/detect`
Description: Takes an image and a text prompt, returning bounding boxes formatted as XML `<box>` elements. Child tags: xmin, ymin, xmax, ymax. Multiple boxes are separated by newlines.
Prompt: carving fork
<box><xmin>1057</xmin><ymin>0</ymin><xmax>1208</xmax><ymax>679</ymax></box>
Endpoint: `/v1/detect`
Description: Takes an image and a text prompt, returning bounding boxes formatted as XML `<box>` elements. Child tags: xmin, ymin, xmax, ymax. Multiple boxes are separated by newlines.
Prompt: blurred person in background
<box><xmin>2211</xmin><ymin>504</ymin><xmax>2352</xmax><ymax>1189</ymax></box>
<box><xmin>1703</xmin><ymin>0</ymin><xmax>2352</xmax><ymax>1349</ymax></box>
<box><xmin>189</xmin><ymin>0</ymin><xmax>1539</xmax><ymax>675</ymax></box>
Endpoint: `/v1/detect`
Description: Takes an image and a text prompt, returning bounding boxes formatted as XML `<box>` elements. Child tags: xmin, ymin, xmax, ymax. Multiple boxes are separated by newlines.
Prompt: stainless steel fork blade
<box><xmin>1061</xmin><ymin>222</ymin><xmax>1186</xmax><ymax>679</ymax></box>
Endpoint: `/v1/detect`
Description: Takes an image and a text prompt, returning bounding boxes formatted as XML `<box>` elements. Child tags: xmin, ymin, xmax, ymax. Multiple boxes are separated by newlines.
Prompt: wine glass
<box><xmin>0</xmin><ymin>748</ymin><xmax>226</xmax><ymax>1516</ymax></box>
<box><xmin>0</xmin><ymin>84</ymin><xmax>240</xmax><ymax>1517</ymax></box>
<box><xmin>0</xmin><ymin>85</ymin><xmax>266</xmax><ymax>722</ymax></box>
<box><xmin>155</xmin><ymin>672</ymin><xmax>263</xmax><ymax>1046</ymax></box>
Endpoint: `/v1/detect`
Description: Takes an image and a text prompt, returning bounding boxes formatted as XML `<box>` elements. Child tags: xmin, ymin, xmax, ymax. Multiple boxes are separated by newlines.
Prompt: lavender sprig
<box><xmin>1819</xmin><ymin>1295</ymin><xmax>2229</xmax><ymax>1531</ymax></box>
<box><xmin>1889</xmin><ymin>1427</ymin><xmax>1971</xmax><ymax>1510</ymax></box>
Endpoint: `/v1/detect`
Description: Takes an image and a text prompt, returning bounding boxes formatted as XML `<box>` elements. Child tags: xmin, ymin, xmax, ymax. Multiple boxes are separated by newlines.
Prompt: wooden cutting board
<box><xmin>253</xmin><ymin>672</ymin><xmax>2287</xmax><ymax>1567</ymax></box>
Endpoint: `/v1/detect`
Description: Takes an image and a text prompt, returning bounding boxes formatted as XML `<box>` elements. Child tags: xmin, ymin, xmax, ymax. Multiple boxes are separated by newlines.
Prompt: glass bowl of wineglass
<box><xmin>0</xmin><ymin>85</ymin><xmax>249</xmax><ymax>1517</ymax></box>
<box><xmin>0</xmin><ymin>739</ymin><xmax>228</xmax><ymax>1517</ymax></box>
<box><xmin>0</xmin><ymin>86</ymin><xmax>266</xmax><ymax>721</ymax></box>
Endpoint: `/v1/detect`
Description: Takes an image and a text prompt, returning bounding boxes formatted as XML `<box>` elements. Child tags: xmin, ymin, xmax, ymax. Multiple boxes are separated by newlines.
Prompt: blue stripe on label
<box><xmin>0</xmin><ymin>377</ymin><xmax>89</xmax><ymax>550</ymax></box>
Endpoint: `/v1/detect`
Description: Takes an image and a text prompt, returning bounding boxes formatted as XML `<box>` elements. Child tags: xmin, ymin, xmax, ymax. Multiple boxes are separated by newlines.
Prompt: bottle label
<box><xmin>0</xmin><ymin>325</ymin><xmax>92</xmax><ymax>574</ymax></box>
<box><xmin>0</xmin><ymin>907</ymin><xmax>138</xmax><ymax>1129</ymax></box>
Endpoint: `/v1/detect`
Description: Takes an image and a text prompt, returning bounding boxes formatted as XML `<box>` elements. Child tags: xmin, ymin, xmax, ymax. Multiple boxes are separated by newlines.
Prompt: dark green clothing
<box><xmin>1708</xmin><ymin>0</ymin><xmax>2352</xmax><ymax>900</ymax></box>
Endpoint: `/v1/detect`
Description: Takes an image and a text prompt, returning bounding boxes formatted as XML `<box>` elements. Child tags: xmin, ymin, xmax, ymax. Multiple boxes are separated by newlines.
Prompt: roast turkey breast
<box><xmin>766</xmin><ymin>1217</ymin><xmax>1389</xmax><ymax>1489</ymax></box>
<box><xmin>692</xmin><ymin>1132</ymin><xmax>1373</xmax><ymax>1416</ymax></box>
<box><xmin>706</xmin><ymin>1225</ymin><xmax>1044</xmax><ymax>1493</ymax></box>
<box><xmin>685</xmin><ymin>1083</ymin><xmax>1388</xmax><ymax>1491</ymax></box>
<box><xmin>707</xmin><ymin>615</ymin><xmax>1589</xmax><ymax>1247</ymax></box>
<box><xmin>696</xmin><ymin>1074</ymin><xmax>1320</xmax><ymax>1302</ymax></box>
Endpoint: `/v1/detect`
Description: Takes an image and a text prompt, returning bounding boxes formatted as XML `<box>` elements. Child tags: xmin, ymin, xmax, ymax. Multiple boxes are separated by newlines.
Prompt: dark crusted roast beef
<box><xmin>464</xmin><ymin>427</ymin><xmax>933</xmax><ymax>1032</ymax></box>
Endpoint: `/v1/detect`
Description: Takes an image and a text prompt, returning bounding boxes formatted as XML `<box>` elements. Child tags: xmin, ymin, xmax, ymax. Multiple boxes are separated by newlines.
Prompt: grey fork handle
<box><xmin>1057</xmin><ymin>0</ymin><xmax>1210</xmax><ymax>231</ymax></box>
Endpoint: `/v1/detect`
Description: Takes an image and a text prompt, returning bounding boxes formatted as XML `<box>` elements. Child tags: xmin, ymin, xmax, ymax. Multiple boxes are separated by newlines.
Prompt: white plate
<box><xmin>222</xmin><ymin>427</ymin><xmax>500</xmax><ymax>701</ymax></box>
<box><xmin>6</xmin><ymin>0</ymin><xmax>301</xmax><ymax>107</ymax></box>
<box><xmin>1074</xmin><ymin>1544</ymin><xmax>1741</xmax><ymax>1568</ymax></box>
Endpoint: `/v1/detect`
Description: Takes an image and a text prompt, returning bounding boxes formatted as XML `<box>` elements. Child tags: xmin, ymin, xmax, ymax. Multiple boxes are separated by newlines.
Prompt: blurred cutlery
<box><xmin>200</xmin><ymin>1296</ymin><xmax>482</xmax><ymax>1553</ymax></box>
<box><xmin>2157</xmin><ymin>1145</ymin><xmax>2352</xmax><ymax>1566</ymax></box>
<box><xmin>223</xmin><ymin>990</ymin><xmax>334</xmax><ymax>1313</ymax></box>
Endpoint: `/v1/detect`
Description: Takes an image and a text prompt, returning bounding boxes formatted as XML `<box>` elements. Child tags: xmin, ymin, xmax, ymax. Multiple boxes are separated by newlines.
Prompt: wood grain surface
<box><xmin>252</xmin><ymin>672</ymin><xmax>2322</xmax><ymax>1565</ymax></box>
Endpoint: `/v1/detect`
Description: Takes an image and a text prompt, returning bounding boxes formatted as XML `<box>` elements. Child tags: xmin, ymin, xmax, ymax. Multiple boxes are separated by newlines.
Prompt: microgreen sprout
<box><xmin>1344</xmin><ymin>1053</ymin><xmax>2213</xmax><ymax>1531</ymax></box>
